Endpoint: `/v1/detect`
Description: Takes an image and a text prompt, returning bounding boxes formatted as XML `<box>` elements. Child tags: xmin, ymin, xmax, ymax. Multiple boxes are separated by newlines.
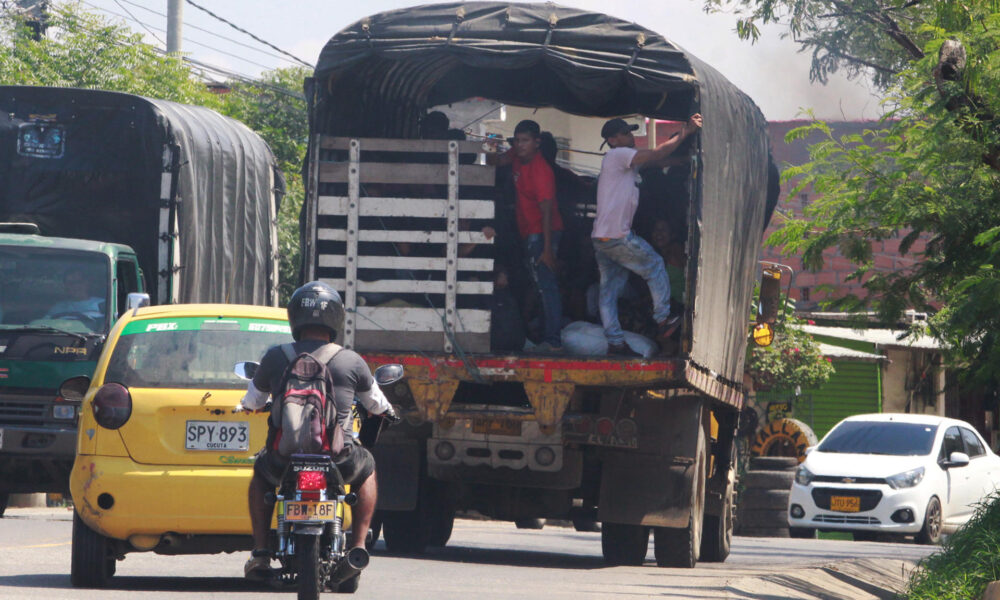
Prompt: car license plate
<box><xmin>285</xmin><ymin>501</ymin><xmax>337</xmax><ymax>521</ymax></box>
<box><xmin>472</xmin><ymin>418</ymin><xmax>522</xmax><ymax>436</ymax></box>
<box><xmin>830</xmin><ymin>495</ymin><xmax>861</xmax><ymax>512</ymax></box>
<box><xmin>185</xmin><ymin>420</ymin><xmax>249</xmax><ymax>451</ymax></box>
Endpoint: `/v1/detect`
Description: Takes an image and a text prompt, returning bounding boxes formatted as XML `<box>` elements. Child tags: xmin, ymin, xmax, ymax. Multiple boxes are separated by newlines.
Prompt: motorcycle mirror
<box><xmin>234</xmin><ymin>361</ymin><xmax>259</xmax><ymax>380</ymax></box>
<box><xmin>374</xmin><ymin>363</ymin><xmax>404</xmax><ymax>386</ymax></box>
<box><xmin>59</xmin><ymin>375</ymin><xmax>92</xmax><ymax>402</ymax></box>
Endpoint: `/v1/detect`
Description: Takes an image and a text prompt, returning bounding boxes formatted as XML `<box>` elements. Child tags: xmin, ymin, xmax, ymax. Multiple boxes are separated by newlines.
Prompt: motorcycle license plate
<box><xmin>285</xmin><ymin>501</ymin><xmax>337</xmax><ymax>521</ymax></box>
<box><xmin>185</xmin><ymin>420</ymin><xmax>249</xmax><ymax>451</ymax></box>
<box><xmin>830</xmin><ymin>496</ymin><xmax>861</xmax><ymax>512</ymax></box>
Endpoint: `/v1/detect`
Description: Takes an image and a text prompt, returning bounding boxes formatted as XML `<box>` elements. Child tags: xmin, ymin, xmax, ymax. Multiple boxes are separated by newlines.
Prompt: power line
<box><xmin>113</xmin><ymin>0</ymin><xmax>305</xmax><ymax>67</ymax></box>
<box><xmin>111</xmin><ymin>0</ymin><xmax>164</xmax><ymax>47</ymax></box>
<box><xmin>183</xmin><ymin>0</ymin><xmax>313</xmax><ymax>68</ymax></box>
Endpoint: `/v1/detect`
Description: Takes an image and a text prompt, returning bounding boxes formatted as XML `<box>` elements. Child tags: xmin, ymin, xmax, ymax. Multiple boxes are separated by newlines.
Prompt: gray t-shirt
<box><xmin>592</xmin><ymin>146</ymin><xmax>640</xmax><ymax>239</ymax></box>
<box><xmin>252</xmin><ymin>340</ymin><xmax>374</xmax><ymax>432</ymax></box>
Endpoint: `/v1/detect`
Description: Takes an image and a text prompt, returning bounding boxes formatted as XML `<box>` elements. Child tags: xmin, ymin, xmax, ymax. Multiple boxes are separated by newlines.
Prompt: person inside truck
<box><xmin>591</xmin><ymin>115</ymin><xmax>701</xmax><ymax>357</ymax></box>
<box><xmin>44</xmin><ymin>270</ymin><xmax>105</xmax><ymax>326</ymax></box>
<box><xmin>487</xmin><ymin>119</ymin><xmax>564</xmax><ymax>353</ymax></box>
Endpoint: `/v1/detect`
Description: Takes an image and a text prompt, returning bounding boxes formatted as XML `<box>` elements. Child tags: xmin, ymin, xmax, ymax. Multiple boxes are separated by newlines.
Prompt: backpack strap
<box><xmin>310</xmin><ymin>342</ymin><xmax>343</xmax><ymax>366</ymax></box>
<box><xmin>280</xmin><ymin>343</ymin><xmax>297</xmax><ymax>363</ymax></box>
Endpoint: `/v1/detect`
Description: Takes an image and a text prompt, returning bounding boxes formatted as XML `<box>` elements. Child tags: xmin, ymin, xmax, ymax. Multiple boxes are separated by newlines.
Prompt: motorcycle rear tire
<box><xmin>295</xmin><ymin>534</ymin><xmax>322</xmax><ymax>600</ymax></box>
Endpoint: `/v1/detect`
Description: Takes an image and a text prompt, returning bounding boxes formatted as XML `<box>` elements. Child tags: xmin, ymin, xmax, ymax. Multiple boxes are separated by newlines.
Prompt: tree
<box><xmin>746</xmin><ymin>298</ymin><xmax>835</xmax><ymax>393</ymax></box>
<box><xmin>708</xmin><ymin>1</ymin><xmax>1000</xmax><ymax>384</ymax></box>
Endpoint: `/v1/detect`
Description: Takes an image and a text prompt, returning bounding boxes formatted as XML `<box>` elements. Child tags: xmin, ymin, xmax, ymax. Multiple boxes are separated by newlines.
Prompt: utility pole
<box><xmin>13</xmin><ymin>0</ymin><xmax>48</xmax><ymax>40</ymax></box>
<box><xmin>166</xmin><ymin>0</ymin><xmax>182</xmax><ymax>53</ymax></box>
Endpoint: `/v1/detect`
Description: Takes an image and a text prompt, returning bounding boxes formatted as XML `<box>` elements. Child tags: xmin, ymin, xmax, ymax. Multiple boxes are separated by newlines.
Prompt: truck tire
<box><xmin>515</xmin><ymin>518</ymin><xmax>545</xmax><ymax>530</ymax></box>
<box><xmin>751</xmin><ymin>419</ymin><xmax>817</xmax><ymax>464</ymax></box>
<box><xmin>0</xmin><ymin>492</ymin><xmax>8</xmax><ymax>518</ymax></box>
<box><xmin>740</xmin><ymin>489</ymin><xmax>790</xmax><ymax>511</ymax></box>
<box><xmin>739</xmin><ymin>508</ymin><xmax>790</xmax><ymax>530</ymax></box>
<box><xmin>381</xmin><ymin>477</ymin><xmax>454</xmax><ymax>553</ymax></box>
<box><xmin>700</xmin><ymin>473</ymin><xmax>733</xmax><ymax>562</ymax></box>
<box><xmin>71</xmin><ymin>511</ymin><xmax>115</xmax><ymax>588</ymax></box>
<box><xmin>653</xmin><ymin>426</ymin><xmax>706</xmax><ymax>568</ymax></box>
<box><xmin>601</xmin><ymin>523</ymin><xmax>649</xmax><ymax>566</ymax></box>
<box><xmin>748</xmin><ymin>456</ymin><xmax>800</xmax><ymax>471</ymax></box>
<box><xmin>381</xmin><ymin>509</ymin><xmax>428</xmax><ymax>554</ymax></box>
<box><xmin>790</xmin><ymin>527</ymin><xmax>816</xmax><ymax>539</ymax></box>
<box><xmin>742</xmin><ymin>469</ymin><xmax>795</xmax><ymax>490</ymax></box>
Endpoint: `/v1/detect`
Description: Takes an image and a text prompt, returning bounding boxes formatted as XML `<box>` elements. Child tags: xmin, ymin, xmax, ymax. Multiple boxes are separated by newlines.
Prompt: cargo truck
<box><xmin>303</xmin><ymin>2</ymin><xmax>778</xmax><ymax>566</ymax></box>
<box><xmin>0</xmin><ymin>86</ymin><xmax>282</xmax><ymax>511</ymax></box>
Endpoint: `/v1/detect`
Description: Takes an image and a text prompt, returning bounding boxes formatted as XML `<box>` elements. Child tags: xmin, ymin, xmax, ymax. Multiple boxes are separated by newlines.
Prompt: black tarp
<box><xmin>311</xmin><ymin>2</ymin><xmax>775</xmax><ymax>394</ymax></box>
<box><xmin>0</xmin><ymin>86</ymin><xmax>281</xmax><ymax>306</ymax></box>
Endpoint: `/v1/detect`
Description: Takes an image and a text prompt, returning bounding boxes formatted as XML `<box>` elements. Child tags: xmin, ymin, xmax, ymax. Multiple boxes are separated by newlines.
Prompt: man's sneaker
<box><xmin>244</xmin><ymin>550</ymin><xmax>272</xmax><ymax>581</ymax></box>
<box><xmin>657</xmin><ymin>314</ymin><xmax>682</xmax><ymax>340</ymax></box>
<box><xmin>608</xmin><ymin>342</ymin><xmax>643</xmax><ymax>358</ymax></box>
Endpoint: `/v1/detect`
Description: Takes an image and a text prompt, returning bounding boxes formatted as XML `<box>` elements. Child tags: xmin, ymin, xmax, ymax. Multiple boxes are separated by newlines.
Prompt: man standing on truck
<box><xmin>592</xmin><ymin>114</ymin><xmax>702</xmax><ymax>356</ymax></box>
<box><xmin>489</xmin><ymin>119</ymin><xmax>564</xmax><ymax>353</ymax></box>
<box><xmin>236</xmin><ymin>281</ymin><xmax>399</xmax><ymax>579</ymax></box>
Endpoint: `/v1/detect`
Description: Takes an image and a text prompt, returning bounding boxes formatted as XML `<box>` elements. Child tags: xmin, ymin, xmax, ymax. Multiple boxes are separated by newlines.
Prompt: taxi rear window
<box><xmin>105</xmin><ymin>317</ymin><xmax>292</xmax><ymax>389</ymax></box>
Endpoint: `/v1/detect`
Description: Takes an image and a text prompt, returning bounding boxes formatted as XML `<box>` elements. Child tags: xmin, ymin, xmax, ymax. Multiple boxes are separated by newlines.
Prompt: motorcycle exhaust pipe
<box><xmin>328</xmin><ymin>546</ymin><xmax>369</xmax><ymax>585</ymax></box>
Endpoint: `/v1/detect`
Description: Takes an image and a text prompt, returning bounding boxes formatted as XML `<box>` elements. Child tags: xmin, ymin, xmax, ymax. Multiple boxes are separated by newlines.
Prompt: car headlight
<box><xmin>886</xmin><ymin>466</ymin><xmax>925</xmax><ymax>490</ymax></box>
<box><xmin>795</xmin><ymin>465</ymin><xmax>814</xmax><ymax>486</ymax></box>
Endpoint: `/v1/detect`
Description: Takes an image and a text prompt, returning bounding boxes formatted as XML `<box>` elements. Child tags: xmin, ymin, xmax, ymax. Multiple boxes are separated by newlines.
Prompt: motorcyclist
<box><xmin>236</xmin><ymin>281</ymin><xmax>399</xmax><ymax>580</ymax></box>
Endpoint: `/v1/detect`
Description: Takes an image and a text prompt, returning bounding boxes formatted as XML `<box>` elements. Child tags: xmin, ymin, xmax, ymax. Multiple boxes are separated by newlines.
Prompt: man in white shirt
<box><xmin>592</xmin><ymin>114</ymin><xmax>702</xmax><ymax>356</ymax></box>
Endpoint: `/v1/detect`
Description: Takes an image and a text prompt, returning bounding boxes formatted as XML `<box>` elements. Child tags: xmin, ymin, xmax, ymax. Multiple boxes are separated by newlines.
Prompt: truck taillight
<box><xmin>92</xmin><ymin>383</ymin><xmax>131</xmax><ymax>429</ymax></box>
<box><xmin>297</xmin><ymin>470</ymin><xmax>326</xmax><ymax>491</ymax></box>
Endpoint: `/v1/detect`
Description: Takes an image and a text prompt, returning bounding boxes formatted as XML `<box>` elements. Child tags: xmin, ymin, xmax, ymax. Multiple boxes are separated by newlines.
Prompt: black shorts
<box><xmin>253</xmin><ymin>439</ymin><xmax>375</xmax><ymax>489</ymax></box>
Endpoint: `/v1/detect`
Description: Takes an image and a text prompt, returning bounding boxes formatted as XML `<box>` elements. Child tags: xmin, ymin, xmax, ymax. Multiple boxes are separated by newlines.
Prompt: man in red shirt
<box><xmin>491</xmin><ymin>120</ymin><xmax>563</xmax><ymax>352</ymax></box>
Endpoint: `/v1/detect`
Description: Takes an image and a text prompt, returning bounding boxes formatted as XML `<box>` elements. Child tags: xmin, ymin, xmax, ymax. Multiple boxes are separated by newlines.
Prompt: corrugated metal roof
<box><xmin>817</xmin><ymin>342</ymin><xmax>886</xmax><ymax>362</ymax></box>
<box><xmin>802</xmin><ymin>325</ymin><xmax>943</xmax><ymax>350</ymax></box>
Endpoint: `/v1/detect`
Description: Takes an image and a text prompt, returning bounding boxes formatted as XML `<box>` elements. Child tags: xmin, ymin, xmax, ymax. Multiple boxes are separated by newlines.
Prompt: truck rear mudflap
<box><xmin>365</xmin><ymin>352</ymin><xmax>689</xmax><ymax>431</ymax></box>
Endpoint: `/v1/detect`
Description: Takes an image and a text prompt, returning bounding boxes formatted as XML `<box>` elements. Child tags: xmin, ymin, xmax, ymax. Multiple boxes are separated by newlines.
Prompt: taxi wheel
<box><xmin>916</xmin><ymin>496</ymin><xmax>943</xmax><ymax>545</ymax></box>
<box><xmin>295</xmin><ymin>533</ymin><xmax>322</xmax><ymax>600</ymax></box>
<box><xmin>70</xmin><ymin>511</ymin><xmax>115</xmax><ymax>588</ymax></box>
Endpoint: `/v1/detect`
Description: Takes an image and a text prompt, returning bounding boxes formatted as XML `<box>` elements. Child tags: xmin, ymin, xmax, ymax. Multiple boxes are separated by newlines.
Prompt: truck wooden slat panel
<box><xmin>318</xmin><ymin>254</ymin><xmax>493</xmax><ymax>272</ymax></box>
<box><xmin>317</xmin><ymin>228</ymin><xmax>491</xmax><ymax>244</ymax></box>
<box><xmin>320</xmin><ymin>136</ymin><xmax>484</xmax><ymax>154</ymax></box>
<box><xmin>317</xmin><ymin>196</ymin><xmax>494</xmax><ymax>219</ymax></box>
<box><xmin>319</xmin><ymin>162</ymin><xmax>494</xmax><ymax>186</ymax></box>
<box><xmin>320</xmin><ymin>278</ymin><xmax>493</xmax><ymax>295</ymax></box>
<box><xmin>354</xmin><ymin>307</ymin><xmax>489</xmax><ymax>333</ymax></box>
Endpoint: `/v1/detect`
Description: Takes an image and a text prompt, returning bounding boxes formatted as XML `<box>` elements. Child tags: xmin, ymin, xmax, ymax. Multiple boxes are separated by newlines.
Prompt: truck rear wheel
<box><xmin>700</xmin><ymin>471</ymin><xmax>733</xmax><ymax>562</ymax></box>
<box><xmin>0</xmin><ymin>492</ymin><xmax>8</xmax><ymax>518</ymax></box>
<box><xmin>600</xmin><ymin>523</ymin><xmax>649</xmax><ymax>566</ymax></box>
<box><xmin>71</xmin><ymin>511</ymin><xmax>115</xmax><ymax>588</ymax></box>
<box><xmin>653</xmin><ymin>427</ymin><xmax>706</xmax><ymax>568</ymax></box>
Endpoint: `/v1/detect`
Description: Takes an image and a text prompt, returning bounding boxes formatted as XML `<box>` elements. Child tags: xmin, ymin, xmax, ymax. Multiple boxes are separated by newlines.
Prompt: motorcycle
<box><xmin>234</xmin><ymin>361</ymin><xmax>404</xmax><ymax>598</ymax></box>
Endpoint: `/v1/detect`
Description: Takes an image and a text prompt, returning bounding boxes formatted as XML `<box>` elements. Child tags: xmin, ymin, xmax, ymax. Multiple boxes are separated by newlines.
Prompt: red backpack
<box><xmin>270</xmin><ymin>343</ymin><xmax>343</xmax><ymax>458</ymax></box>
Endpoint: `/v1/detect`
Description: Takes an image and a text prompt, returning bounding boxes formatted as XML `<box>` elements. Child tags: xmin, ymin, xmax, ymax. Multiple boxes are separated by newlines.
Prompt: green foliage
<box><xmin>907</xmin><ymin>491</ymin><xmax>1000</xmax><ymax>599</ymax></box>
<box><xmin>0</xmin><ymin>3</ymin><xmax>219</xmax><ymax>106</ymax></box>
<box><xmin>746</xmin><ymin>298</ymin><xmax>835</xmax><ymax>392</ymax></box>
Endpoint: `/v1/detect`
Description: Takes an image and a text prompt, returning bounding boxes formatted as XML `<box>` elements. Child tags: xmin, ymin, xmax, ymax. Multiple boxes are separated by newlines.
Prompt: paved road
<box><xmin>0</xmin><ymin>508</ymin><xmax>937</xmax><ymax>599</ymax></box>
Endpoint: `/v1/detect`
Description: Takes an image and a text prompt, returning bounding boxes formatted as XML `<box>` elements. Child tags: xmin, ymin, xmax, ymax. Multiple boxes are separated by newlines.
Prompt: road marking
<box><xmin>2</xmin><ymin>541</ymin><xmax>71</xmax><ymax>549</ymax></box>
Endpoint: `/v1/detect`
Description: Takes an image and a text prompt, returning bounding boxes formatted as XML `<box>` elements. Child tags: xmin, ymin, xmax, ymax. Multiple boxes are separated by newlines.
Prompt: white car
<box><xmin>787</xmin><ymin>413</ymin><xmax>1000</xmax><ymax>543</ymax></box>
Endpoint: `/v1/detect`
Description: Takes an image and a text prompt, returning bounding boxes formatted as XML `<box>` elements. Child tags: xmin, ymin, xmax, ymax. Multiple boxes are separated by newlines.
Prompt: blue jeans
<box><xmin>592</xmin><ymin>231</ymin><xmax>671</xmax><ymax>345</ymax></box>
<box><xmin>524</xmin><ymin>232</ymin><xmax>562</xmax><ymax>347</ymax></box>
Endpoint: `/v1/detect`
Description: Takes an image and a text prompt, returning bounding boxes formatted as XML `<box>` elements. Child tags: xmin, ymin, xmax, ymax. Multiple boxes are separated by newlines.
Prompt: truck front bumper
<box><xmin>0</xmin><ymin>425</ymin><xmax>77</xmax><ymax>492</ymax></box>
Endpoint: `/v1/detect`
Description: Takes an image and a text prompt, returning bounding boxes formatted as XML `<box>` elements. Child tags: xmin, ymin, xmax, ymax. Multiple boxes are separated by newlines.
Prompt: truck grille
<box><xmin>0</xmin><ymin>401</ymin><xmax>49</xmax><ymax>425</ymax></box>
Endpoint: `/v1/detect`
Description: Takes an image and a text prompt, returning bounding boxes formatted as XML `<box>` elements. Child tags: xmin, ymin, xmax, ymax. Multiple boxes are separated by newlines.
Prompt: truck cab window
<box><xmin>116</xmin><ymin>258</ymin><xmax>140</xmax><ymax>317</ymax></box>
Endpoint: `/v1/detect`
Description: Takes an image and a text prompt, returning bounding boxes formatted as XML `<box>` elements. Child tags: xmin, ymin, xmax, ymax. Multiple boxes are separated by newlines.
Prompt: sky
<box><xmin>74</xmin><ymin>0</ymin><xmax>884</xmax><ymax>122</ymax></box>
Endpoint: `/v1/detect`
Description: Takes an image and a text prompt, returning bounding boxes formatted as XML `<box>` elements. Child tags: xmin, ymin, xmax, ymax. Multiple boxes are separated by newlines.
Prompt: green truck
<box><xmin>0</xmin><ymin>86</ymin><xmax>283</xmax><ymax>513</ymax></box>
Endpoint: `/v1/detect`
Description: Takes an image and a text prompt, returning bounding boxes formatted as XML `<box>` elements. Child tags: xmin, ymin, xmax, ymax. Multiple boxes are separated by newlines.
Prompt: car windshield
<box><xmin>0</xmin><ymin>246</ymin><xmax>110</xmax><ymax>334</ymax></box>
<box><xmin>104</xmin><ymin>316</ymin><xmax>292</xmax><ymax>389</ymax></box>
<box><xmin>818</xmin><ymin>421</ymin><xmax>939</xmax><ymax>456</ymax></box>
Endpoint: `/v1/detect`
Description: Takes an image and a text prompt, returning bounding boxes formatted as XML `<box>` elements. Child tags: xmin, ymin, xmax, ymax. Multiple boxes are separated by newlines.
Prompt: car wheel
<box><xmin>916</xmin><ymin>496</ymin><xmax>943</xmax><ymax>545</ymax></box>
<box><xmin>71</xmin><ymin>511</ymin><xmax>115</xmax><ymax>588</ymax></box>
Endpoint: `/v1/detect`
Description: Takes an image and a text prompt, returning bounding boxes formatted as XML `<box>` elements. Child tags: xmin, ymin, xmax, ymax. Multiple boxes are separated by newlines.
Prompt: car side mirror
<box><xmin>127</xmin><ymin>293</ymin><xmax>150</xmax><ymax>311</ymax></box>
<box><xmin>59</xmin><ymin>375</ymin><xmax>92</xmax><ymax>402</ymax></box>
<box><xmin>374</xmin><ymin>363</ymin><xmax>404</xmax><ymax>386</ymax></box>
<box><xmin>234</xmin><ymin>361</ymin><xmax>259</xmax><ymax>380</ymax></box>
<box><xmin>947</xmin><ymin>451</ymin><xmax>970</xmax><ymax>468</ymax></box>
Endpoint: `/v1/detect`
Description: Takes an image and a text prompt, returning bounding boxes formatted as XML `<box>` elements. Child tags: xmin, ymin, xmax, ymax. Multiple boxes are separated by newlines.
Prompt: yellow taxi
<box><xmin>64</xmin><ymin>304</ymin><xmax>301</xmax><ymax>587</ymax></box>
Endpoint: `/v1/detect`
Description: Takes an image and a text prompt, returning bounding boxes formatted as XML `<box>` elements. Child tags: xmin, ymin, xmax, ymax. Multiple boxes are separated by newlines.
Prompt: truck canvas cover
<box><xmin>0</xmin><ymin>86</ymin><xmax>282</xmax><ymax>306</ymax></box>
<box><xmin>310</xmin><ymin>2</ymin><xmax>775</xmax><ymax>402</ymax></box>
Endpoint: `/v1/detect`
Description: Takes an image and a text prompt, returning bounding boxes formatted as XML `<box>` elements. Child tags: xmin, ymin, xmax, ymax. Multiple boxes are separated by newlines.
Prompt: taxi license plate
<box><xmin>284</xmin><ymin>501</ymin><xmax>337</xmax><ymax>521</ymax></box>
<box><xmin>830</xmin><ymin>496</ymin><xmax>861</xmax><ymax>512</ymax></box>
<box><xmin>472</xmin><ymin>418</ymin><xmax>522</xmax><ymax>436</ymax></box>
<box><xmin>185</xmin><ymin>420</ymin><xmax>249</xmax><ymax>451</ymax></box>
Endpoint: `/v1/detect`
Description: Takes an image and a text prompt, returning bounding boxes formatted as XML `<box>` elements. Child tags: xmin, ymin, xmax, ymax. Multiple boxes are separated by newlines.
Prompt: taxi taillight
<box><xmin>92</xmin><ymin>383</ymin><xmax>132</xmax><ymax>429</ymax></box>
<box><xmin>297</xmin><ymin>470</ymin><xmax>326</xmax><ymax>491</ymax></box>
